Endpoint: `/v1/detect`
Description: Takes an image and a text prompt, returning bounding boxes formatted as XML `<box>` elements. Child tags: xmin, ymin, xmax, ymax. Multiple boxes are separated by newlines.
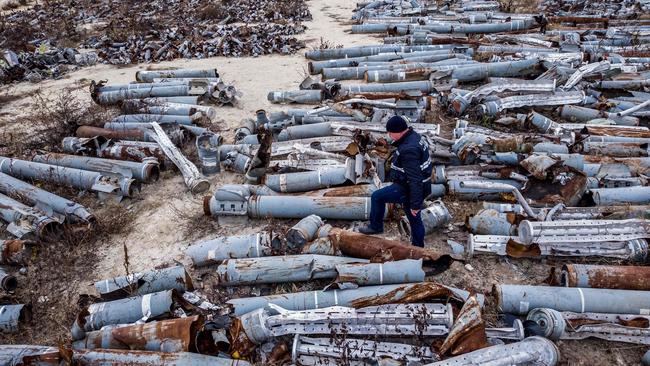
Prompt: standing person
<box><xmin>358</xmin><ymin>115</ymin><xmax>432</xmax><ymax>247</ymax></box>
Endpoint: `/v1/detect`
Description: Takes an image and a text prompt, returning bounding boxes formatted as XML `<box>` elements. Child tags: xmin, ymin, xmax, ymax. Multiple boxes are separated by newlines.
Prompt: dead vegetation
<box><xmin>0</xmin><ymin>90</ymin><xmax>22</xmax><ymax>105</ymax></box>
<box><xmin>312</xmin><ymin>37</ymin><xmax>344</xmax><ymax>50</ymax></box>
<box><xmin>0</xmin><ymin>0</ymin><xmax>26</xmax><ymax>11</ymax></box>
<box><xmin>0</xmin><ymin>89</ymin><xmax>118</xmax><ymax>158</ymax></box>
<box><xmin>498</xmin><ymin>0</ymin><xmax>540</xmax><ymax>13</ymax></box>
<box><xmin>0</xmin><ymin>200</ymin><xmax>136</xmax><ymax>346</ymax></box>
<box><xmin>169</xmin><ymin>201</ymin><xmax>219</xmax><ymax>242</ymax></box>
<box><xmin>0</xmin><ymin>90</ymin><xmax>135</xmax><ymax>344</ymax></box>
<box><xmin>0</xmin><ymin>0</ymin><xmax>310</xmax><ymax>64</ymax></box>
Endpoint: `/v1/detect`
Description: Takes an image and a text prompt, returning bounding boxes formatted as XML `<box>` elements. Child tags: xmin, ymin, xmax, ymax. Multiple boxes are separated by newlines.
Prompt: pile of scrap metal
<box><xmin>0</xmin><ymin>0</ymin><xmax>309</xmax><ymax>84</ymax></box>
<box><xmin>179</xmin><ymin>221</ymin><xmax>559</xmax><ymax>365</ymax></box>
<box><xmin>329</xmin><ymin>0</ymin><xmax>650</xmax><ymax>364</ymax></box>
<box><xmin>7</xmin><ymin>0</ymin><xmax>650</xmax><ymax>364</ymax></box>
<box><xmin>268</xmin><ymin>45</ymin><xmax>475</xmax><ymax>104</ymax></box>
<box><xmin>0</xmin><ymin>48</ymin><xmax>98</xmax><ymax>84</ymax></box>
<box><xmin>0</xmin><ymin>239</ymin><xmax>31</xmax><ymax>334</ymax></box>
<box><xmin>91</xmin><ymin>68</ymin><xmax>239</xmax><ymax>106</ymax></box>
<box><xmin>0</xmin><ymin>69</ymin><xmax>235</xmax><ymax>240</ymax></box>
<box><xmin>83</xmin><ymin>68</ymin><xmax>241</xmax><ymax>191</ymax></box>
<box><xmin>539</xmin><ymin>0</ymin><xmax>650</xmax><ymax>17</ymax></box>
<box><xmin>0</xmin><ymin>266</ymin><xmax>255</xmax><ymax>365</ymax></box>
<box><xmin>203</xmin><ymin>103</ymin><xmax>446</xmax><ymax>223</ymax></box>
<box><xmin>189</xmin><ymin>0</ymin><xmax>650</xmax><ymax>364</ymax></box>
<box><xmin>7</xmin><ymin>254</ymin><xmax>538</xmax><ymax>365</ymax></box>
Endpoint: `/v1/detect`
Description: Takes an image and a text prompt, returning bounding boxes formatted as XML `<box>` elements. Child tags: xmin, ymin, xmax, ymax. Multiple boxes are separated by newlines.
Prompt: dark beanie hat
<box><xmin>385</xmin><ymin>115</ymin><xmax>408</xmax><ymax>133</ymax></box>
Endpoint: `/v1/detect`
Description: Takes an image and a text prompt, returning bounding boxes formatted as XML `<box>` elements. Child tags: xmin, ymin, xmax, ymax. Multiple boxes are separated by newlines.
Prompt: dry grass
<box><xmin>311</xmin><ymin>37</ymin><xmax>343</xmax><ymax>50</ymax></box>
<box><xmin>197</xmin><ymin>3</ymin><xmax>229</xmax><ymax>21</ymax></box>
<box><xmin>0</xmin><ymin>89</ymin><xmax>133</xmax><ymax>345</ymax></box>
<box><xmin>169</xmin><ymin>201</ymin><xmax>219</xmax><ymax>241</ymax></box>
<box><xmin>498</xmin><ymin>0</ymin><xmax>539</xmax><ymax>13</ymax></box>
<box><xmin>0</xmin><ymin>201</ymin><xmax>137</xmax><ymax>345</ymax></box>
<box><xmin>0</xmin><ymin>89</ymin><xmax>118</xmax><ymax>158</ymax></box>
<box><xmin>0</xmin><ymin>0</ymin><xmax>22</xmax><ymax>11</ymax></box>
<box><xmin>0</xmin><ymin>93</ymin><xmax>21</xmax><ymax>105</ymax></box>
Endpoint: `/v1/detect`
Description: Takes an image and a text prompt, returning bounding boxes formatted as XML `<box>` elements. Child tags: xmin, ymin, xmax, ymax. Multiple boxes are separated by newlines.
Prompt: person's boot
<box><xmin>357</xmin><ymin>226</ymin><xmax>383</xmax><ymax>235</ymax></box>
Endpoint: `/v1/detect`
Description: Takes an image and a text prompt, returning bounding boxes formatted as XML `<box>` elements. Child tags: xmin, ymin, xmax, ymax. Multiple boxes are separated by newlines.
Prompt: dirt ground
<box><xmin>0</xmin><ymin>0</ymin><xmax>647</xmax><ymax>364</ymax></box>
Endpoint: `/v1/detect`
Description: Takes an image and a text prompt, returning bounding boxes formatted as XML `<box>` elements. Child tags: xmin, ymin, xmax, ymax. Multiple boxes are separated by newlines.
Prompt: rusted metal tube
<box><xmin>561</xmin><ymin>264</ymin><xmax>650</xmax><ymax>291</ymax></box>
<box><xmin>328</xmin><ymin>228</ymin><xmax>456</xmax><ymax>264</ymax></box>
<box><xmin>0</xmin><ymin>345</ymin><xmax>62</xmax><ymax>363</ymax></box>
<box><xmin>71</xmin><ymin>289</ymin><xmax>189</xmax><ymax>341</ymax></box>
<box><xmin>72</xmin><ymin>315</ymin><xmax>214</xmax><ymax>354</ymax></box>
<box><xmin>76</xmin><ymin>125</ymin><xmax>151</xmax><ymax>142</ymax></box>
<box><xmin>0</xmin><ymin>239</ymin><xmax>28</xmax><ymax>265</ymax></box>
<box><xmin>63</xmin><ymin>137</ymin><xmax>168</xmax><ymax>167</ymax></box>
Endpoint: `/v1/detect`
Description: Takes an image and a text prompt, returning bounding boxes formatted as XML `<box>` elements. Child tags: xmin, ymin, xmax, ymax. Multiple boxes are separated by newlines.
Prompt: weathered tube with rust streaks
<box><xmin>328</xmin><ymin>228</ymin><xmax>457</xmax><ymax>263</ymax></box>
<box><xmin>561</xmin><ymin>264</ymin><xmax>650</xmax><ymax>291</ymax></box>
<box><xmin>76</xmin><ymin>125</ymin><xmax>149</xmax><ymax>142</ymax></box>
<box><xmin>72</xmin><ymin>315</ymin><xmax>215</xmax><ymax>354</ymax></box>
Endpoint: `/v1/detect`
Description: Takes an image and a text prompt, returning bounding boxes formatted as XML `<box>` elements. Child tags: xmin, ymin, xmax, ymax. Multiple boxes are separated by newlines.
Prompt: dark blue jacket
<box><xmin>388</xmin><ymin>128</ymin><xmax>432</xmax><ymax>210</ymax></box>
